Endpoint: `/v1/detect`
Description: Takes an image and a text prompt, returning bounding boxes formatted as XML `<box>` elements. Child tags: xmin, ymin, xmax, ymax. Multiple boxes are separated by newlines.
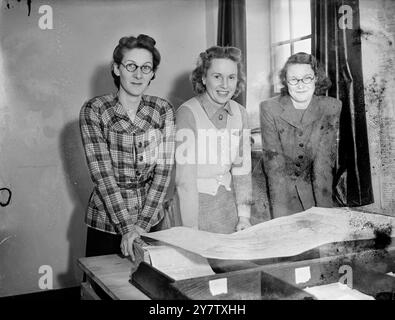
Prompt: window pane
<box><xmin>294</xmin><ymin>38</ymin><xmax>311</xmax><ymax>54</ymax></box>
<box><xmin>291</xmin><ymin>0</ymin><xmax>311</xmax><ymax>38</ymax></box>
<box><xmin>271</xmin><ymin>0</ymin><xmax>290</xmax><ymax>43</ymax></box>
<box><xmin>273</xmin><ymin>43</ymin><xmax>291</xmax><ymax>92</ymax></box>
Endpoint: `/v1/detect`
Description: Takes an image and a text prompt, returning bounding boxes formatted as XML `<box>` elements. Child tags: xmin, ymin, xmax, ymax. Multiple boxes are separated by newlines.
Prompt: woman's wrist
<box><xmin>238</xmin><ymin>216</ymin><xmax>250</xmax><ymax>222</ymax></box>
<box><xmin>237</xmin><ymin>204</ymin><xmax>251</xmax><ymax>219</ymax></box>
<box><xmin>135</xmin><ymin>225</ymin><xmax>146</xmax><ymax>235</ymax></box>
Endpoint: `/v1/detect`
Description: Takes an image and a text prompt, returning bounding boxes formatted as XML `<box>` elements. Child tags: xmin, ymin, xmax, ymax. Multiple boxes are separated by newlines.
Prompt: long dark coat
<box><xmin>260</xmin><ymin>94</ymin><xmax>342</xmax><ymax>219</ymax></box>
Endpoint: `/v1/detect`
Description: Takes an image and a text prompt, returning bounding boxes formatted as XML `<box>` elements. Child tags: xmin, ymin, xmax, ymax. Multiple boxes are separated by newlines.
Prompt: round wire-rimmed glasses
<box><xmin>120</xmin><ymin>62</ymin><xmax>153</xmax><ymax>74</ymax></box>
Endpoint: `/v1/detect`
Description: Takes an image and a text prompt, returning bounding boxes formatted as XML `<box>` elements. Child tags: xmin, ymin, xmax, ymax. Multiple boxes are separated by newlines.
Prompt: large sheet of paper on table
<box><xmin>142</xmin><ymin>207</ymin><xmax>395</xmax><ymax>260</ymax></box>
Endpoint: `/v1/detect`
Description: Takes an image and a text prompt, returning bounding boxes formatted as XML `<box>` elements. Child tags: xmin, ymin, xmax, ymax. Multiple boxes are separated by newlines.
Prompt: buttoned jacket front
<box><xmin>80</xmin><ymin>93</ymin><xmax>175</xmax><ymax>235</ymax></box>
<box><xmin>260</xmin><ymin>94</ymin><xmax>342</xmax><ymax>218</ymax></box>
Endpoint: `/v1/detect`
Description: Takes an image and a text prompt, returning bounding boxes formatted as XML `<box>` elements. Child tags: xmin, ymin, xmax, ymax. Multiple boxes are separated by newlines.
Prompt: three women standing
<box><xmin>80</xmin><ymin>33</ymin><xmax>339</xmax><ymax>254</ymax></box>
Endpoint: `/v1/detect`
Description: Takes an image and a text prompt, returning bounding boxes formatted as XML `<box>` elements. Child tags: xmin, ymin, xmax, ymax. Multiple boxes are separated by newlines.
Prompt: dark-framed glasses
<box><xmin>287</xmin><ymin>75</ymin><xmax>315</xmax><ymax>86</ymax></box>
<box><xmin>120</xmin><ymin>62</ymin><xmax>153</xmax><ymax>74</ymax></box>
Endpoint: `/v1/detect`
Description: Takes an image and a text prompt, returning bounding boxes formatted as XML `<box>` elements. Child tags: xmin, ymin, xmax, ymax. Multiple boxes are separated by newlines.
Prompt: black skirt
<box><xmin>85</xmin><ymin>227</ymin><xmax>122</xmax><ymax>257</ymax></box>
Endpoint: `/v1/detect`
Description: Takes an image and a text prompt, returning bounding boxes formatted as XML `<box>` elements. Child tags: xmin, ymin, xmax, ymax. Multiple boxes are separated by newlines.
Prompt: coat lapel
<box><xmin>133</xmin><ymin>96</ymin><xmax>155</xmax><ymax>133</ymax></box>
<box><xmin>279</xmin><ymin>95</ymin><xmax>303</xmax><ymax>129</ymax></box>
<box><xmin>111</xmin><ymin>95</ymin><xmax>154</xmax><ymax>134</ymax></box>
<box><xmin>111</xmin><ymin>96</ymin><xmax>135</xmax><ymax>133</ymax></box>
<box><xmin>279</xmin><ymin>95</ymin><xmax>323</xmax><ymax>129</ymax></box>
<box><xmin>301</xmin><ymin>95</ymin><xmax>323</xmax><ymax>126</ymax></box>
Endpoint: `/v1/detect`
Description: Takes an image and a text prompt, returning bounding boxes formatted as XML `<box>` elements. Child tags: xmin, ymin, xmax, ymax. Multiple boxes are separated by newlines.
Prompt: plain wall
<box><xmin>0</xmin><ymin>0</ymin><xmax>215</xmax><ymax>296</ymax></box>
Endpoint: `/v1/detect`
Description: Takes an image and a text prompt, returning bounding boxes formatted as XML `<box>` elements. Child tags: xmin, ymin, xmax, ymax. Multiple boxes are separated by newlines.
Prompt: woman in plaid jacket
<box><xmin>80</xmin><ymin>35</ymin><xmax>175</xmax><ymax>260</ymax></box>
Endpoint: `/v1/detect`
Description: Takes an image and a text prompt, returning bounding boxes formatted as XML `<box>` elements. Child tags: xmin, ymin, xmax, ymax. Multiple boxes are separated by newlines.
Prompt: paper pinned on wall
<box><xmin>144</xmin><ymin>245</ymin><xmax>215</xmax><ymax>281</ymax></box>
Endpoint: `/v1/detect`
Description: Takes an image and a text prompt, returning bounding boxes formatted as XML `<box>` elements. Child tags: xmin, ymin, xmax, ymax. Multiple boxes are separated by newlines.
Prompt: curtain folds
<box><xmin>311</xmin><ymin>0</ymin><xmax>374</xmax><ymax>206</ymax></box>
<box><xmin>217</xmin><ymin>0</ymin><xmax>247</xmax><ymax>106</ymax></box>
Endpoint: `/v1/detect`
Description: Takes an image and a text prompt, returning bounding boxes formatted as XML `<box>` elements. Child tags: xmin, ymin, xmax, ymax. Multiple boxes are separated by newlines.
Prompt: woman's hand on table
<box><xmin>121</xmin><ymin>226</ymin><xmax>145</xmax><ymax>261</ymax></box>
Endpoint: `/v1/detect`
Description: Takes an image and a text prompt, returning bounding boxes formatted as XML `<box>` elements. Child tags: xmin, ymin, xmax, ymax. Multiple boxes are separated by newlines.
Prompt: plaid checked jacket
<box><xmin>80</xmin><ymin>93</ymin><xmax>175</xmax><ymax>235</ymax></box>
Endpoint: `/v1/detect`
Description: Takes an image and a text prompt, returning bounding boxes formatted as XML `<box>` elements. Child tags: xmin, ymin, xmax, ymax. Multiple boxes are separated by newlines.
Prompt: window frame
<box><xmin>270</xmin><ymin>0</ymin><xmax>313</xmax><ymax>93</ymax></box>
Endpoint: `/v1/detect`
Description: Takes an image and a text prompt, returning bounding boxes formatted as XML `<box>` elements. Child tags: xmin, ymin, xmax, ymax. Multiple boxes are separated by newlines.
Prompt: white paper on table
<box><xmin>209</xmin><ymin>278</ymin><xmax>228</xmax><ymax>296</ymax></box>
<box><xmin>145</xmin><ymin>245</ymin><xmax>215</xmax><ymax>281</ymax></box>
<box><xmin>295</xmin><ymin>266</ymin><xmax>311</xmax><ymax>284</ymax></box>
<box><xmin>304</xmin><ymin>283</ymin><xmax>375</xmax><ymax>300</ymax></box>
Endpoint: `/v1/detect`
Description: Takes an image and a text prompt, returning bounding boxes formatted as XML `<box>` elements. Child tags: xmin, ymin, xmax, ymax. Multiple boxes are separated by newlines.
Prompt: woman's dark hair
<box><xmin>279</xmin><ymin>52</ymin><xmax>331</xmax><ymax>96</ymax></box>
<box><xmin>111</xmin><ymin>34</ymin><xmax>160</xmax><ymax>88</ymax></box>
<box><xmin>191</xmin><ymin>46</ymin><xmax>246</xmax><ymax>98</ymax></box>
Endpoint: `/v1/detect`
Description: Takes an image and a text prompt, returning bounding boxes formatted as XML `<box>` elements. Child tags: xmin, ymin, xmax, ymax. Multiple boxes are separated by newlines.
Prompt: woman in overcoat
<box><xmin>260</xmin><ymin>52</ymin><xmax>341</xmax><ymax>219</ymax></box>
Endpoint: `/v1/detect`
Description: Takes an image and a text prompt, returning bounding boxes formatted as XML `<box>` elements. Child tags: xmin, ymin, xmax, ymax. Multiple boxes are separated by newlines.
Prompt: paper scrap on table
<box><xmin>295</xmin><ymin>266</ymin><xmax>311</xmax><ymax>284</ymax></box>
<box><xmin>304</xmin><ymin>283</ymin><xmax>375</xmax><ymax>300</ymax></box>
<box><xmin>145</xmin><ymin>245</ymin><xmax>215</xmax><ymax>281</ymax></box>
<box><xmin>209</xmin><ymin>278</ymin><xmax>228</xmax><ymax>296</ymax></box>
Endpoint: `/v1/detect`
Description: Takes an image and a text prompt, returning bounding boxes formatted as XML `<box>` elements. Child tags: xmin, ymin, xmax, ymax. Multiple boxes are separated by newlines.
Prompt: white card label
<box><xmin>209</xmin><ymin>278</ymin><xmax>228</xmax><ymax>296</ymax></box>
<box><xmin>295</xmin><ymin>266</ymin><xmax>311</xmax><ymax>284</ymax></box>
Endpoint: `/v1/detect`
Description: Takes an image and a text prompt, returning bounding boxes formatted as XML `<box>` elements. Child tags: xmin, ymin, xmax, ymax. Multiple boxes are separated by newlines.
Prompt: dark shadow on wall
<box><xmin>57</xmin><ymin>64</ymin><xmax>114</xmax><ymax>288</ymax></box>
<box><xmin>56</xmin><ymin>67</ymin><xmax>194</xmax><ymax>282</ymax></box>
<box><xmin>58</xmin><ymin>120</ymin><xmax>92</xmax><ymax>288</ymax></box>
<box><xmin>166</xmin><ymin>71</ymin><xmax>194</xmax><ymax>109</ymax></box>
<box><xmin>90</xmin><ymin>63</ymin><xmax>115</xmax><ymax>98</ymax></box>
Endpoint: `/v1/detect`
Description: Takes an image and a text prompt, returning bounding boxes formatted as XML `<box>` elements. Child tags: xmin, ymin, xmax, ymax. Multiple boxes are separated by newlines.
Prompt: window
<box><xmin>270</xmin><ymin>0</ymin><xmax>312</xmax><ymax>93</ymax></box>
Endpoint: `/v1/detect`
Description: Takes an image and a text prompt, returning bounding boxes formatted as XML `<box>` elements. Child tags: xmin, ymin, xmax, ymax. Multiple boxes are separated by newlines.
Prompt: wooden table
<box><xmin>77</xmin><ymin>254</ymin><xmax>149</xmax><ymax>300</ymax></box>
<box><xmin>77</xmin><ymin>242</ymin><xmax>395</xmax><ymax>300</ymax></box>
